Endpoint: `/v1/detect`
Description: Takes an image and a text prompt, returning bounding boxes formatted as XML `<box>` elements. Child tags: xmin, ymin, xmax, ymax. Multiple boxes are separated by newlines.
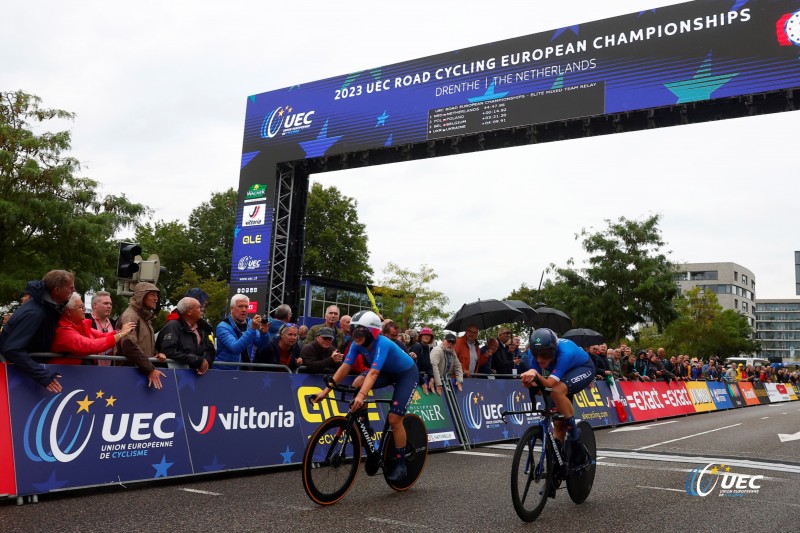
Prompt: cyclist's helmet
<box><xmin>351</xmin><ymin>310</ymin><xmax>382</xmax><ymax>346</ymax></box>
<box><xmin>529</xmin><ymin>328</ymin><xmax>558</xmax><ymax>359</ymax></box>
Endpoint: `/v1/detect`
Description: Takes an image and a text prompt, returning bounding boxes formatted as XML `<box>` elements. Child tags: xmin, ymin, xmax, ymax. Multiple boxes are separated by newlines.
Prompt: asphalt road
<box><xmin>3</xmin><ymin>402</ymin><xmax>800</xmax><ymax>532</ymax></box>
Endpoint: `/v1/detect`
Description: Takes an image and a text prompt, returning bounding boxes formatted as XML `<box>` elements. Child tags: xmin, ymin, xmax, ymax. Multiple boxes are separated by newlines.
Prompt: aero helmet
<box><xmin>529</xmin><ymin>328</ymin><xmax>558</xmax><ymax>357</ymax></box>
<box><xmin>351</xmin><ymin>310</ymin><xmax>382</xmax><ymax>346</ymax></box>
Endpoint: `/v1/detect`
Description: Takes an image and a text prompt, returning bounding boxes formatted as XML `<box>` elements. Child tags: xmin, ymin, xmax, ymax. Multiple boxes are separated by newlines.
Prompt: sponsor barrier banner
<box><xmin>180</xmin><ymin>370</ymin><xmax>304</xmax><ymax>472</ymax></box>
<box><xmin>292</xmin><ymin>373</ymin><xmax>387</xmax><ymax>455</ymax></box>
<box><xmin>684</xmin><ymin>382</ymin><xmax>717</xmax><ymax>413</ymax></box>
<box><xmin>707</xmin><ymin>382</ymin><xmax>734</xmax><ymax>410</ymax></box>
<box><xmin>8</xmin><ymin>366</ymin><xmax>193</xmax><ymax>497</ymax></box>
<box><xmin>752</xmin><ymin>381</ymin><xmax>771</xmax><ymax>405</ymax></box>
<box><xmin>618</xmin><ymin>381</ymin><xmax>695</xmax><ymax>422</ymax></box>
<box><xmin>459</xmin><ymin>378</ymin><xmax>531</xmax><ymax>444</ymax></box>
<box><xmin>0</xmin><ymin>365</ymin><xmax>17</xmax><ymax>496</ymax></box>
<box><xmin>764</xmin><ymin>382</ymin><xmax>792</xmax><ymax>402</ymax></box>
<box><xmin>573</xmin><ymin>381</ymin><xmax>629</xmax><ymax>427</ymax></box>
<box><xmin>725</xmin><ymin>382</ymin><xmax>746</xmax><ymax>408</ymax></box>
<box><xmin>788</xmin><ymin>384</ymin><xmax>799</xmax><ymax>400</ymax></box>
<box><xmin>403</xmin><ymin>387</ymin><xmax>460</xmax><ymax>450</ymax></box>
<box><xmin>737</xmin><ymin>382</ymin><xmax>761</xmax><ymax>406</ymax></box>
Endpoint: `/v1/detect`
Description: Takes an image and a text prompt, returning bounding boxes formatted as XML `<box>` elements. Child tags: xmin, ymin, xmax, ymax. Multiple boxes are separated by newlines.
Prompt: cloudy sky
<box><xmin>5</xmin><ymin>0</ymin><xmax>798</xmax><ymax>314</ymax></box>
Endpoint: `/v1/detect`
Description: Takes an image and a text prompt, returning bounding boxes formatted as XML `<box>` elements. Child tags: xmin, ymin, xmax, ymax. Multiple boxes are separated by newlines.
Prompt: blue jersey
<box><xmin>345</xmin><ymin>335</ymin><xmax>415</xmax><ymax>374</ymax></box>
<box><xmin>530</xmin><ymin>338</ymin><xmax>592</xmax><ymax>383</ymax></box>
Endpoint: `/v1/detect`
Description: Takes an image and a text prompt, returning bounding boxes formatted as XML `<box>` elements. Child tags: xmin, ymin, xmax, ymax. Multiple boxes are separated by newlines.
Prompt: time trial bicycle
<box><xmin>301</xmin><ymin>378</ymin><xmax>428</xmax><ymax>505</ymax></box>
<box><xmin>502</xmin><ymin>383</ymin><xmax>596</xmax><ymax>522</ymax></box>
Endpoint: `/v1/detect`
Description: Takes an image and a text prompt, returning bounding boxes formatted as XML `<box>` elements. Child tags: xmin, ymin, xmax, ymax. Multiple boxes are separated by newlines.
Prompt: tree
<box><xmin>374</xmin><ymin>263</ymin><xmax>450</xmax><ymax>336</ymax></box>
<box><xmin>135</xmin><ymin>188</ymin><xmax>236</xmax><ymax>304</ymax></box>
<box><xmin>188</xmin><ymin>188</ymin><xmax>237</xmax><ymax>282</ymax></box>
<box><xmin>661</xmin><ymin>287</ymin><xmax>759</xmax><ymax>357</ymax></box>
<box><xmin>303</xmin><ymin>183</ymin><xmax>373</xmax><ymax>283</ymax></box>
<box><xmin>135</xmin><ymin>220</ymin><xmax>193</xmax><ymax>300</ymax></box>
<box><xmin>0</xmin><ymin>91</ymin><xmax>147</xmax><ymax>300</ymax></box>
<box><xmin>535</xmin><ymin>215</ymin><xmax>679</xmax><ymax>343</ymax></box>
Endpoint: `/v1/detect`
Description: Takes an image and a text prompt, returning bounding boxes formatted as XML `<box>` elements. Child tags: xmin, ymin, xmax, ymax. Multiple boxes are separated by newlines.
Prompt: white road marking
<box><xmin>636</xmin><ymin>485</ymin><xmax>685</xmax><ymax>493</ymax></box>
<box><xmin>609</xmin><ymin>420</ymin><xmax>677</xmax><ymax>433</ymax></box>
<box><xmin>368</xmin><ymin>517</ymin><xmax>426</xmax><ymax>528</ymax></box>
<box><xmin>761</xmin><ymin>417</ymin><xmax>770</xmax><ymax>419</ymax></box>
<box><xmin>452</xmin><ymin>450</ymin><xmax>510</xmax><ymax>458</ymax></box>
<box><xmin>634</xmin><ymin>423</ymin><xmax>741</xmax><ymax>451</ymax></box>
<box><xmin>178</xmin><ymin>488</ymin><xmax>222</xmax><ymax>496</ymax></box>
<box><xmin>598</xmin><ymin>450</ymin><xmax>800</xmax><ymax>475</ymax></box>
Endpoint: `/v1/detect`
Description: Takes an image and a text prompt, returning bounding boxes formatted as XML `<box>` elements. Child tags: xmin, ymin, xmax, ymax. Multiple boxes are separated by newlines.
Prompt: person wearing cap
<box><xmin>299</xmin><ymin>326</ymin><xmax>343</xmax><ymax>374</ymax></box>
<box><xmin>430</xmin><ymin>333</ymin><xmax>463</xmax><ymax>395</ymax></box>
<box><xmin>410</xmin><ymin>327</ymin><xmax>435</xmax><ymax>393</ymax></box>
<box><xmin>304</xmin><ymin>305</ymin><xmax>344</xmax><ymax>347</ymax></box>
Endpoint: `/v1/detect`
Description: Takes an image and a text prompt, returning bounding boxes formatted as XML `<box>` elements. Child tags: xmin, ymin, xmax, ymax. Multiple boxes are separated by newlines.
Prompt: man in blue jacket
<box><xmin>214</xmin><ymin>294</ymin><xmax>270</xmax><ymax>370</ymax></box>
<box><xmin>0</xmin><ymin>270</ymin><xmax>75</xmax><ymax>392</ymax></box>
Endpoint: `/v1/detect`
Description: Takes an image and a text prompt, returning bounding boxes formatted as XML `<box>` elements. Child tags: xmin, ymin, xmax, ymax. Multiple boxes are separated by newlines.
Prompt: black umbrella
<box><xmin>529</xmin><ymin>306</ymin><xmax>572</xmax><ymax>334</ymax></box>
<box><xmin>562</xmin><ymin>328</ymin><xmax>604</xmax><ymax>348</ymax></box>
<box><xmin>504</xmin><ymin>300</ymin><xmax>538</xmax><ymax>325</ymax></box>
<box><xmin>445</xmin><ymin>299</ymin><xmax>524</xmax><ymax>332</ymax></box>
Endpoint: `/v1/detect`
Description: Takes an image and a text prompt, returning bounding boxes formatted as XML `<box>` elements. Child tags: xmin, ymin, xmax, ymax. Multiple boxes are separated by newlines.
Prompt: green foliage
<box><xmin>303</xmin><ymin>183</ymin><xmax>373</xmax><ymax>283</ymax></box>
<box><xmin>135</xmin><ymin>189</ymin><xmax>236</xmax><ymax>304</ymax></box>
<box><xmin>171</xmin><ymin>264</ymin><xmax>230</xmax><ymax>326</ymax></box>
<box><xmin>660</xmin><ymin>288</ymin><xmax>759</xmax><ymax>358</ymax></box>
<box><xmin>188</xmin><ymin>189</ymin><xmax>237</xmax><ymax>282</ymax></box>
<box><xmin>0</xmin><ymin>91</ymin><xmax>147</xmax><ymax>301</ymax></box>
<box><xmin>373</xmin><ymin>263</ymin><xmax>450</xmax><ymax>337</ymax></box>
<box><xmin>543</xmin><ymin>215</ymin><xmax>679</xmax><ymax>343</ymax></box>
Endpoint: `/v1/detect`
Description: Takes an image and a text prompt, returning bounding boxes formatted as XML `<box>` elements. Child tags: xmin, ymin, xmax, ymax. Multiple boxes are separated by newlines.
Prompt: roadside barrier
<box><xmin>1</xmin><ymin>362</ymin><xmax>797</xmax><ymax>500</ymax></box>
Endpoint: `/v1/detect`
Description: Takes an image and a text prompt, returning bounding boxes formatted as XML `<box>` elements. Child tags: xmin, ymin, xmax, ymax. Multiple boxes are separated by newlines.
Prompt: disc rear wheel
<box><xmin>566</xmin><ymin>420</ymin><xmax>596</xmax><ymax>504</ymax></box>
<box><xmin>383</xmin><ymin>414</ymin><xmax>428</xmax><ymax>491</ymax></box>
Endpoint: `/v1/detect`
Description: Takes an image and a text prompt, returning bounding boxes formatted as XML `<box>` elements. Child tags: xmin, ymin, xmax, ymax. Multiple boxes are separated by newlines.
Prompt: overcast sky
<box><xmin>4</xmin><ymin>0</ymin><xmax>798</xmax><ymax>315</ymax></box>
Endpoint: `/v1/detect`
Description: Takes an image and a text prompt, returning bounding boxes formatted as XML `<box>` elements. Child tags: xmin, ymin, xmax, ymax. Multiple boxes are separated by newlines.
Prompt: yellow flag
<box><xmin>365</xmin><ymin>286</ymin><xmax>381</xmax><ymax>315</ymax></box>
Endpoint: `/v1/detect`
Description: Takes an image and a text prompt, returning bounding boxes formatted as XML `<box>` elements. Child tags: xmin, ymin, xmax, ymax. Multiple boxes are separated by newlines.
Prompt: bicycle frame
<box><xmin>502</xmin><ymin>387</ymin><xmax>570</xmax><ymax>472</ymax></box>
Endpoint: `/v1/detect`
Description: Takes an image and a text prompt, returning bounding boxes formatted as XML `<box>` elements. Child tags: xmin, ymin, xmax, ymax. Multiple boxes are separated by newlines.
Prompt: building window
<box><xmin>734</xmin><ymin>271</ymin><xmax>738</xmax><ymax>281</ymax></box>
<box><xmin>742</xmin><ymin>302</ymin><xmax>748</xmax><ymax>312</ymax></box>
<box><xmin>734</xmin><ymin>299</ymin><xmax>738</xmax><ymax>309</ymax></box>
<box><xmin>742</xmin><ymin>274</ymin><xmax>748</xmax><ymax>285</ymax></box>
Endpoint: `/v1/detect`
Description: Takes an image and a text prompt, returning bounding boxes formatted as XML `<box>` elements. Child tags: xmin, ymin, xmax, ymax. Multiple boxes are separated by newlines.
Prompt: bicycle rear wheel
<box><xmin>566</xmin><ymin>420</ymin><xmax>596</xmax><ymax>504</ymax></box>
<box><xmin>302</xmin><ymin>416</ymin><xmax>362</xmax><ymax>505</ymax></box>
<box><xmin>383</xmin><ymin>414</ymin><xmax>428</xmax><ymax>491</ymax></box>
<box><xmin>510</xmin><ymin>425</ymin><xmax>554</xmax><ymax>522</ymax></box>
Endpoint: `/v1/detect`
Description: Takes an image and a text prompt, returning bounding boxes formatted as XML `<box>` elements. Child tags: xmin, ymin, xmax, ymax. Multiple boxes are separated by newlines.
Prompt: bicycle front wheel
<box><xmin>510</xmin><ymin>425</ymin><xmax>554</xmax><ymax>522</ymax></box>
<box><xmin>302</xmin><ymin>416</ymin><xmax>362</xmax><ymax>505</ymax></box>
<box><xmin>383</xmin><ymin>414</ymin><xmax>428</xmax><ymax>491</ymax></box>
<box><xmin>566</xmin><ymin>420</ymin><xmax>596</xmax><ymax>504</ymax></box>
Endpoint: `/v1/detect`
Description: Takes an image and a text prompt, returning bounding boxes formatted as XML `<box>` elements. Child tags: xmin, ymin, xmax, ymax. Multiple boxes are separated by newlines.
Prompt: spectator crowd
<box><xmin>1</xmin><ymin>270</ymin><xmax>798</xmax><ymax>393</ymax></box>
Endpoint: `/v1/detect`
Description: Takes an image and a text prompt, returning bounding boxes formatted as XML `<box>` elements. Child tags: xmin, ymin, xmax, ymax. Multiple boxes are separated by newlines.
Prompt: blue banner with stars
<box><xmin>7</xmin><ymin>365</ymin><xmax>193</xmax><ymax>496</ymax></box>
<box><xmin>177</xmin><ymin>369</ymin><xmax>303</xmax><ymax>472</ymax></box>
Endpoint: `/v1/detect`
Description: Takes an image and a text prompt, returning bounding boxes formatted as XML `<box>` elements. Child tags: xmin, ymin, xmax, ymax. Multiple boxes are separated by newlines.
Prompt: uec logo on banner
<box><xmin>23</xmin><ymin>388</ymin><xmax>177</xmax><ymax>464</ymax></box>
<box><xmin>505</xmin><ymin>391</ymin><xmax>531</xmax><ymax>426</ymax></box>
<box><xmin>261</xmin><ymin>105</ymin><xmax>316</xmax><ymax>139</ymax></box>
<box><xmin>685</xmin><ymin>463</ymin><xmax>764</xmax><ymax>497</ymax></box>
<box><xmin>24</xmin><ymin>389</ymin><xmax>96</xmax><ymax>463</ymax></box>
<box><xmin>462</xmin><ymin>392</ymin><xmax>484</xmax><ymax>430</ymax></box>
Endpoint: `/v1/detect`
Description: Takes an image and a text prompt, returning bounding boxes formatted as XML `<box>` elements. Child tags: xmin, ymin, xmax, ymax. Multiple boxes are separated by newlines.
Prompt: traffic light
<box><xmin>117</xmin><ymin>242</ymin><xmax>142</xmax><ymax>279</ymax></box>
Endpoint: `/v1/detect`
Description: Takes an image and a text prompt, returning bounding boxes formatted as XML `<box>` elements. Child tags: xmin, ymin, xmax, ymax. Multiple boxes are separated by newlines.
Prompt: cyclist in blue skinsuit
<box><xmin>312</xmin><ymin>310</ymin><xmax>418</xmax><ymax>482</ymax></box>
<box><xmin>520</xmin><ymin>328</ymin><xmax>595</xmax><ymax>444</ymax></box>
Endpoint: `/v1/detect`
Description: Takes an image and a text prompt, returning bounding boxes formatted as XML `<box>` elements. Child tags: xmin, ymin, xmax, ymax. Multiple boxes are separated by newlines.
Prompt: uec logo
<box><xmin>261</xmin><ymin>106</ymin><xmax>316</xmax><ymax>139</ymax></box>
<box><xmin>24</xmin><ymin>389</ymin><xmax>95</xmax><ymax>463</ymax></box>
<box><xmin>462</xmin><ymin>392</ymin><xmax>483</xmax><ymax>430</ymax></box>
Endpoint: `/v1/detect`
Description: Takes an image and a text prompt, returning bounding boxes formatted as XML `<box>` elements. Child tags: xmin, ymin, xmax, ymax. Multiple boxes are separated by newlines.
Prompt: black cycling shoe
<box><xmin>385</xmin><ymin>458</ymin><xmax>407</xmax><ymax>483</ymax></box>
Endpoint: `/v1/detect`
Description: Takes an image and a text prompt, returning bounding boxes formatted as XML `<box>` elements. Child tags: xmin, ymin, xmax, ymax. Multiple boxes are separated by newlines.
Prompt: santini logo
<box><xmin>189</xmin><ymin>405</ymin><xmax>295</xmax><ymax>433</ymax></box>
